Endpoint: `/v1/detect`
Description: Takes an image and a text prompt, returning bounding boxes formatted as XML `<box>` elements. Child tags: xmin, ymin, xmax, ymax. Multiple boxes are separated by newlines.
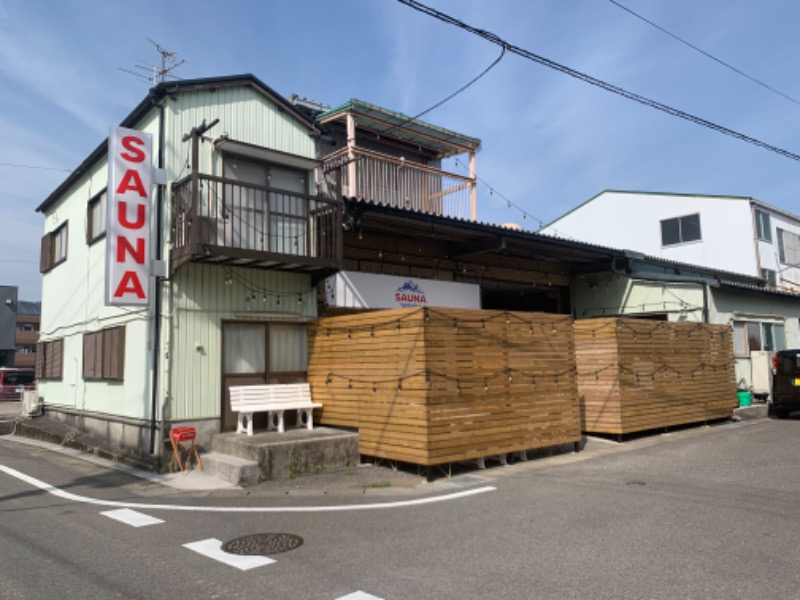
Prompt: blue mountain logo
<box><xmin>394</xmin><ymin>280</ymin><xmax>427</xmax><ymax>307</ymax></box>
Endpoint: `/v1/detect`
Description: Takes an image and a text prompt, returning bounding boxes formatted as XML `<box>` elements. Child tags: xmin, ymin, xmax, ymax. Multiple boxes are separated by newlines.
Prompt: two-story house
<box><xmin>35</xmin><ymin>75</ymin><xmax>342</xmax><ymax>458</ymax></box>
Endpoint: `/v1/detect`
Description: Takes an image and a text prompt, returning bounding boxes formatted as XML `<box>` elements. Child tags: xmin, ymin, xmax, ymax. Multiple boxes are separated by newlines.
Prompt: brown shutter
<box><xmin>116</xmin><ymin>325</ymin><xmax>126</xmax><ymax>381</ymax></box>
<box><xmin>49</xmin><ymin>339</ymin><xmax>63</xmax><ymax>380</ymax></box>
<box><xmin>83</xmin><ymin>333</ymin><xmax>101</xmax><ymax>379</ymax></box>
<box><xmin>103</xmin><ymin>326</ymin><xmax>125</xmax><ymax>380</ymax></box>
<box><xmin>93</xmin><ymin>333</ymin><xmax>103</xmax><ymax>379</ymax></box>
<box><xmin>86</xmin><ymin>203</ymin><xmax>92</xmax><ymax>242</ymax></box>
<box><xmin>35</xmin><ymin>342</ymin><xmax>45</xmax><ymax>379</ymax></box>
<box><xmin>40</xmin><ymin>233</ymin><xmax>52</xmax><ymax>273</ymax></box>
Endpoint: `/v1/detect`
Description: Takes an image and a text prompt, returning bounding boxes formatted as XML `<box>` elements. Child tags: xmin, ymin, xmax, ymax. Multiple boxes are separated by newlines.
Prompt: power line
<box><xmin>609</xmin><ymin>0</ymin><xmax>800</xmax><ymax>108</ymax></box>
<box><xmin>0</xmin><ymin>162</ymin><xmax>71</xmax><ymax>172</ymax></box>
<box><xmin>380</xmin><ymin>44</ymin><xmax>506</xmax><ymax>139</ymax></box>
<box><xmin>397</xmin><ymin>0</ymin><xmax>800</xmax><ymax>163</ymax></box>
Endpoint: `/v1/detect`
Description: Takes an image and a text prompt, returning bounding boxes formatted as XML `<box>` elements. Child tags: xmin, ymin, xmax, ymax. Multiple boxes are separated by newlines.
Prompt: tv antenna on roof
<box><xmin>118</xmin><ymin>38</ymin><xmax>186</xmax><ymax>85</ymax></box>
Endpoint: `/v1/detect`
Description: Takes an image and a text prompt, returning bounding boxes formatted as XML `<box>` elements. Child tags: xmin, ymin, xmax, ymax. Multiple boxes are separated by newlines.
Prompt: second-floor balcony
<box><xmin>323</xmin><ymin>146</ymin><xmax>476</xmax><ymax>221</ymax></box>
<box><xmin>315</xmin><ymin>99</ymin><xmax>481</xmax><ymax>222</ymax></box>
<box><xmin>170</xmin><ymin>174</ymin><xmax>342</xmax><ymax>279</ymax></box>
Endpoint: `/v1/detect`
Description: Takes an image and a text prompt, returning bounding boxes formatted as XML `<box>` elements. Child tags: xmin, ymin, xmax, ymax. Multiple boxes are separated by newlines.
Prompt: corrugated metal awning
<box><xmin>317</xmin><ymin>99</ymin><xmax>481</xmax><ymax>159</ymax></box>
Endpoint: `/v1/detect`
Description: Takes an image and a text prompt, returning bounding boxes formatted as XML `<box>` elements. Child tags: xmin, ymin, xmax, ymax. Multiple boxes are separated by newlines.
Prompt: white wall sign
<box><xmin>106</xmin><ymin>127</ymin><xmax>153</xmax><ymax>306</ymax></box>
<box><xmin>325</xmin><ymin>271</ymin><xmax>481</xmax><ymax>310</ymax></box>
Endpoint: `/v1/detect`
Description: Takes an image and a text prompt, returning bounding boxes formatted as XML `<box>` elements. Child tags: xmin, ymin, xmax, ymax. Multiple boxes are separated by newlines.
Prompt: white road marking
<box><xmin>335</xmin><ymin>592</ymin><xmax>385</xmax><ymax>600</ymax></box>
<box><xmin>100</xmin><ymin>508</ymin><xmax>164</xmax><ymax>527</ymax></box>
<box><xmin>183</xmin><ymin>538</ymin><xmax>275</xmax><ymax>570</ymax></box>
<box><xmin>0</xmin><ymin>464</ymin><xmax>495</xmax><ymax>513</ymax></box>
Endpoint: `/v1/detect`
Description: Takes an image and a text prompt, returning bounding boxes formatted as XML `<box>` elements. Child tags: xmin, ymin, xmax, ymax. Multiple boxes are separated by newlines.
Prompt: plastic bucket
<box><xmin>737</xmin><ymin>391</ymin><xmax>752</xmax><ymax>407</ymax></box>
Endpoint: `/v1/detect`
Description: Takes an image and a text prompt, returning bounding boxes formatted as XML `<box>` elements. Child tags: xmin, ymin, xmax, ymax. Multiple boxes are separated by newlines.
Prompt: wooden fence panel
<box><xmin>575</xmin><ymin>318</ymin><xmax>737</xmax><ymax>435</ymax></box>
<box><xmin>308</xmin><ymin>307</ymin><xmax>581</xmax><ymax>466</ymax></box>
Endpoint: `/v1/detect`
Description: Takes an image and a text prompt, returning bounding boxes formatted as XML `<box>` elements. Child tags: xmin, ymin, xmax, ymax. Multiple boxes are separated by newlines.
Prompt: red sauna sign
<box><xmin>105</xmin><ymin>127</ymin><xmax>153</xmax><ymax>306</ymax></box>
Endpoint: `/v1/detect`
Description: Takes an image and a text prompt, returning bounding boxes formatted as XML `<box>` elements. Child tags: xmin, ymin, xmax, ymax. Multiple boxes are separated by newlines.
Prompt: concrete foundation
<box><xmin>210</xmin><ymin>427</ymin><xmax>359</xmax><ymax>482</ymax></box>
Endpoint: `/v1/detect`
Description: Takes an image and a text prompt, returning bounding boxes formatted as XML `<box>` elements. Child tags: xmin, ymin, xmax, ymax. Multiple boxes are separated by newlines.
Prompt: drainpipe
<box><xmin>149</xmin><ymin>96</ymin><xmax>166</xmax><ymax>455</ymax></box>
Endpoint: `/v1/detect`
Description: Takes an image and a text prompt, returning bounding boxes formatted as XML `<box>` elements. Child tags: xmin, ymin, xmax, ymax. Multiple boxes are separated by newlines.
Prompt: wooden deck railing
<box><xmin>323</xmin><ymin>147</ymin><xmax>475</xmax><ymax>220</ymax></box>
<box><xmin>171</xmin><ymin>174</ymin><xmax>341</xmax><ymax>272</ymax></box>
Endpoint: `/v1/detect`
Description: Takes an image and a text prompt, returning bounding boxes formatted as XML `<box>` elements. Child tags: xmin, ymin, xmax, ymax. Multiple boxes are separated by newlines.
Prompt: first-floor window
<box><xmin>83</xmin><ymin>326</ymin><xmax>126</xmax><ymax>381</ymax></box>
<box><xmin>733</xmin><ymin>320</ymin><xmax>786</xmax><ymax>355</ymax></box>
<box><xmin>35</xmin><ymin>339</ymin><xmax>64</xmax><ymax>380</ymax></box>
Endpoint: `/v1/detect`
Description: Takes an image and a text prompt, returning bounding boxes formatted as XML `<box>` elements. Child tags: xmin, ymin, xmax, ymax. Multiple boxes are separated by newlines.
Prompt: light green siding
<box><xmin>165</xmin><ymin>264</ymin><xmax>316</xmax><ymax>420</ymax></box>
<box><xmin>162</xmin><ymin>85</ymin><xmax>315</xmax><ymax>184</ymax></box>
<box><xmin>574</xmin><ymin>276</ymin><xmax>705</xmax><ymax>322</ymax></box>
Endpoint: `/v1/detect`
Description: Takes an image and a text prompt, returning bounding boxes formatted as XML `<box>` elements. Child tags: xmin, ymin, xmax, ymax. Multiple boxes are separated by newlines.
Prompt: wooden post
<box><xmin>189</xmin><ymin>128</ymin><xmax>200</xmax><ymax>250</ymax></box>
<box><xmin>468</xmin><ymin>151</ymin><xmax>477</xmax><ymax>221</ymax></box>
<box><xmin>346</xmin><ymin>112</ymin><xmax>357</xmax><ymax>198</ymax></box>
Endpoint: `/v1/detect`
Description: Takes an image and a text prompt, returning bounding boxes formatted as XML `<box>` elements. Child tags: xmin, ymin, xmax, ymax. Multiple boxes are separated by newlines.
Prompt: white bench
<box><xmin>229</xmin><ymin>383</ymin><xmax>322</xmax><ymax>436</ymax></box>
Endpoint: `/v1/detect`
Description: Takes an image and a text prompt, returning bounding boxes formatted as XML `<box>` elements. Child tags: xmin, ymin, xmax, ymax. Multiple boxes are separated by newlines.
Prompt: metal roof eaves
<box><xmin>345</xmin><ymin>197</ymin><xmax>625</xmax><ymax>255</ymax></box>
<box><xmin>542</xmin><ymin>189</ymin><xmax>755</xmax><ymax>231</ymax></box>
<box><xmin>37</xmin><ymin>74</ymin><xmax>315</xmax><ymax>214</ymax></box>
<box><xmin>719</xmin><ymin>280</ymin><xmax>800</xmax><ymax>299</ymax></box>
<box><xmin>318</xmin><ymin>99</ymin><xmax>481</xmax><ymax>152</ymax></box>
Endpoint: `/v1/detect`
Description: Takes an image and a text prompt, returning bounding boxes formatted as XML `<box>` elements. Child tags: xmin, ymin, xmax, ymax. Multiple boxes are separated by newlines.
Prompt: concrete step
<box><xmin>209</xmin><ymin>426</ymin><xmax>359</xmax><ymax>481</ymax></box>
<box><xmin>200</xmin><ymin>452</ymin><xmax>260</xmax><ymax>487</ymax></box>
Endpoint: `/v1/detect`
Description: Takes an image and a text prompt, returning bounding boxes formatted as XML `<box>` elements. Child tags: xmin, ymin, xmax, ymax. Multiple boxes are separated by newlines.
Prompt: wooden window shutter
<box><xmin>50</xmin><ymin>339</ymin><xmax>63</xmax><ymax>380</ymax></box>
<box><xmin>35</xmin><ymin>342</ymin><xmax>45</xmax><ymax>379</ymax></box>
<box><xmin>83</xmin><ymin>333</ymin><xmax>101</xmax><ymax>379</ymax></box>
<box><xmin>40</xmin><ymin>233</ymin><xmax>52</xmax><ymax>273</ymax></box>
<box><xmin>102</xmin><ymin>326</ymin><xmax>125</xmax><ymax>380</ymax></box>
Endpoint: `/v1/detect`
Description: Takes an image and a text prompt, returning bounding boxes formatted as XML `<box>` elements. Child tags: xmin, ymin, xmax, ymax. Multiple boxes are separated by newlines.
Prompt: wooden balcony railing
<box><xmin>324</xmin><ymin>147</ymin><xmax>475</xmax><ymax>220</ymax></box>
<box><xmin>170</xmin><ymin>174</ymin><xmax>341</xmax><ymax>276</ymax></box>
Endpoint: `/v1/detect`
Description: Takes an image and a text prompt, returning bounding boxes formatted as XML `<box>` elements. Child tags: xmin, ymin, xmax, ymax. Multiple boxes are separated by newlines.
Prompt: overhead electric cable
<box><xmin>396</xmin><ymin>0</ymin><xmax>800</xmax><ymax>163</ymax></box>
<box><xmin>609</xmin><ymin>0</ymin><xmax>800</xmax><ymax>108</ymax></box>
<box><xmin>0</xmin><ymin>162</ymin><xmax>71</xmax><ymax>172</ymax></box>
<box><xmin>379</xmin><ymin>44</ymin><xmax>506</xmax><ymax>139</ymax></box>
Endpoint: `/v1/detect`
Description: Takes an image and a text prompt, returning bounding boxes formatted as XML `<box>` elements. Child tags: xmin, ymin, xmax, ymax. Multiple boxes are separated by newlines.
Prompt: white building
<box><xmin>543</xmin><ymin>190</ymin><xmax>800</xmax><ymax>395</ymax></box>
<box><xmin>542</xmin><ymin>190</ymin><xmax>800</xmax><ymax>293</ymax></box>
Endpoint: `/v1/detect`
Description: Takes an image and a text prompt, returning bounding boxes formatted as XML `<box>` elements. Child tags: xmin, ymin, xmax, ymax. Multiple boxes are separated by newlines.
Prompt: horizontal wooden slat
<box><xmin>575</xmin><ymin>317</ymin><xmax>736</xmax><ymax>435</ymax></box>
<box><xmin>309</xmin><ymin>307</ymin><xmax>580</xmax><ymax>465</ymax></box>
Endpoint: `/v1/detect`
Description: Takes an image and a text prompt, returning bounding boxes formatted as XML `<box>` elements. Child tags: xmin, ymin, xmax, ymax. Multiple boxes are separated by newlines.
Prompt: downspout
<box><xmin>149</xmin><ymin>96</ymin><xmax>166</xmax><ymax>455</ymax></box>
<box><xmin>702</xmin><ymin>282</ymin><xmax>709</xmax><ymax>324</ymax></box>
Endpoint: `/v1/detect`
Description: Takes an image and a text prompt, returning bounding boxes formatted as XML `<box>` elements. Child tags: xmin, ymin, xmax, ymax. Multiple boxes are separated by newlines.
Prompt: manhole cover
<box><xmin>626</xmin><ymin>481</ymin><xmax>646</xmax><ymax>487</ymax></box>
<box><xmin>222</xmin><ymin>533</ymin><xmax>304</xmax><ymax>556</ymax></box>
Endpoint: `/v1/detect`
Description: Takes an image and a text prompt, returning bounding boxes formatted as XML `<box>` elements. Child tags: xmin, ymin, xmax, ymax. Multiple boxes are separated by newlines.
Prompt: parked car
<box><xmin>772</xmin><ymin>350</ymin><xmax>800</xmax><ymax>418</ymax></box>
<box><xmin>0</xmin><ymin>367</ymin><xmax>35</xmax><ymax>401</ymax></box>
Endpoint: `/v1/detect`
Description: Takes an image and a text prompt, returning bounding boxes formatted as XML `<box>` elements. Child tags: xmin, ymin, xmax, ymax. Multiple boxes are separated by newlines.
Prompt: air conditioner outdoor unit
<box><xmin>21</xmin><ymin>390</ymin><xmax>41</xmax><ymax>417</ymax></box>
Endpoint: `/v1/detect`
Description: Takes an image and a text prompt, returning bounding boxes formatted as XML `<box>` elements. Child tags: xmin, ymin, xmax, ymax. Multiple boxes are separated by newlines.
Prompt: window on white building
<box><xmin>40</xmin><ymin>222</ymin><xmax>68</xmax><ymax>273</ymax></box>
<box><xmin>733</xmin><ymin>320</ymin><xmax>786</xmax><ymax>355</ymax></box>
<box><xmin>87</xmin><ymin>189</ymin><xmax>107</xmax><ymax>243</ymax></box>
<box><xmin>661</xmin><ymin>214</ymin><xmax>701</xmax><ymax>246</ymax></box>
<box><xmin>761</xmin><ymin>268</ymin><xmax>777</xmax><ymax>286</ymax></box>
<box><xmin>777</xmin><ymin>228</ymin><xmax>800</xmax><ymax>266</ymax></box>
<box><xmin>755</xmin><ymin>209</ymin><xmax>772</xmax><ymax>242</ymax></box>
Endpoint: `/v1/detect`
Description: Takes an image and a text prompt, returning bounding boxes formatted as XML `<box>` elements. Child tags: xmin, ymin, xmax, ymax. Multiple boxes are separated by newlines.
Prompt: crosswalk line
<box><xmin>100</xmin><ymin>508</ymin><xmax>164</xmax><ymax>527</ymax></box>
<box><xmin>334</xmin><ymin>592</ymin><xmax>384</xmax><ymax>600</ymax></box>
<box><xmin>183</xmin><ymin>538</ymin><xmax>276</xmax><ymax>571</ymax></box>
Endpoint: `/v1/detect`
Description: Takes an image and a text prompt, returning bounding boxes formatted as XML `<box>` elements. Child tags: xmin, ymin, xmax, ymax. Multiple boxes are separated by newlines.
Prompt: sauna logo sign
<box><xmin>395</xmin><ymin>280</ymin><xmax>428</xmax><ymax>307</ymax></box>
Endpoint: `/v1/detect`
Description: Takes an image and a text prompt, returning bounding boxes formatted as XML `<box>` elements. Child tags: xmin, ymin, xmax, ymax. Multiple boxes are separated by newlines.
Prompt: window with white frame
<box><xmin>87</xmin><ymin>189</ymin><xmax>107</xmax><ymax>243</ymax></box>
<box><xmin>39</xmin><ymin>222</ymin><xmax>68</xmax><ymax>273</ymax></box>
<box><xmin>777</xmin><ymin>228</ymin><xmax>800</xmax><ymax>266</ymax></box>
<box><xmin>732</xmin><ymin>320</ymin><xmax>786</xmax><ymax>355</ymax></box>
<box><xmin>755</xmin><ymin>209</ymin><xmax>772</xmax><ymax>242</ymax></box>
<box><xmin>761</xmin><ymin>268</ymin><xmax>777</xmax><ymax>286</ymax></box>
<box><xmin>661</xmin><ymin>213</ymin><xmax>701</xmax><ymax>246</ymax></box>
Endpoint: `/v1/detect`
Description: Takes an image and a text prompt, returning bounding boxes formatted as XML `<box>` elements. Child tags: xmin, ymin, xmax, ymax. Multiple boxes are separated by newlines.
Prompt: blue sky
<box><xmin>3</xmin><ymin>0</ymin><xmax>800</xmax><ymax>301</ymax></box>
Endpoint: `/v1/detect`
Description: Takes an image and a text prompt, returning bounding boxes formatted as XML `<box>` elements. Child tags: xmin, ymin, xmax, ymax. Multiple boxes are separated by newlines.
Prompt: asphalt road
<box><xmin>2</xmin><ymin>418</ymin><xmax>800</xmax><ymax>600</ymax></box>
